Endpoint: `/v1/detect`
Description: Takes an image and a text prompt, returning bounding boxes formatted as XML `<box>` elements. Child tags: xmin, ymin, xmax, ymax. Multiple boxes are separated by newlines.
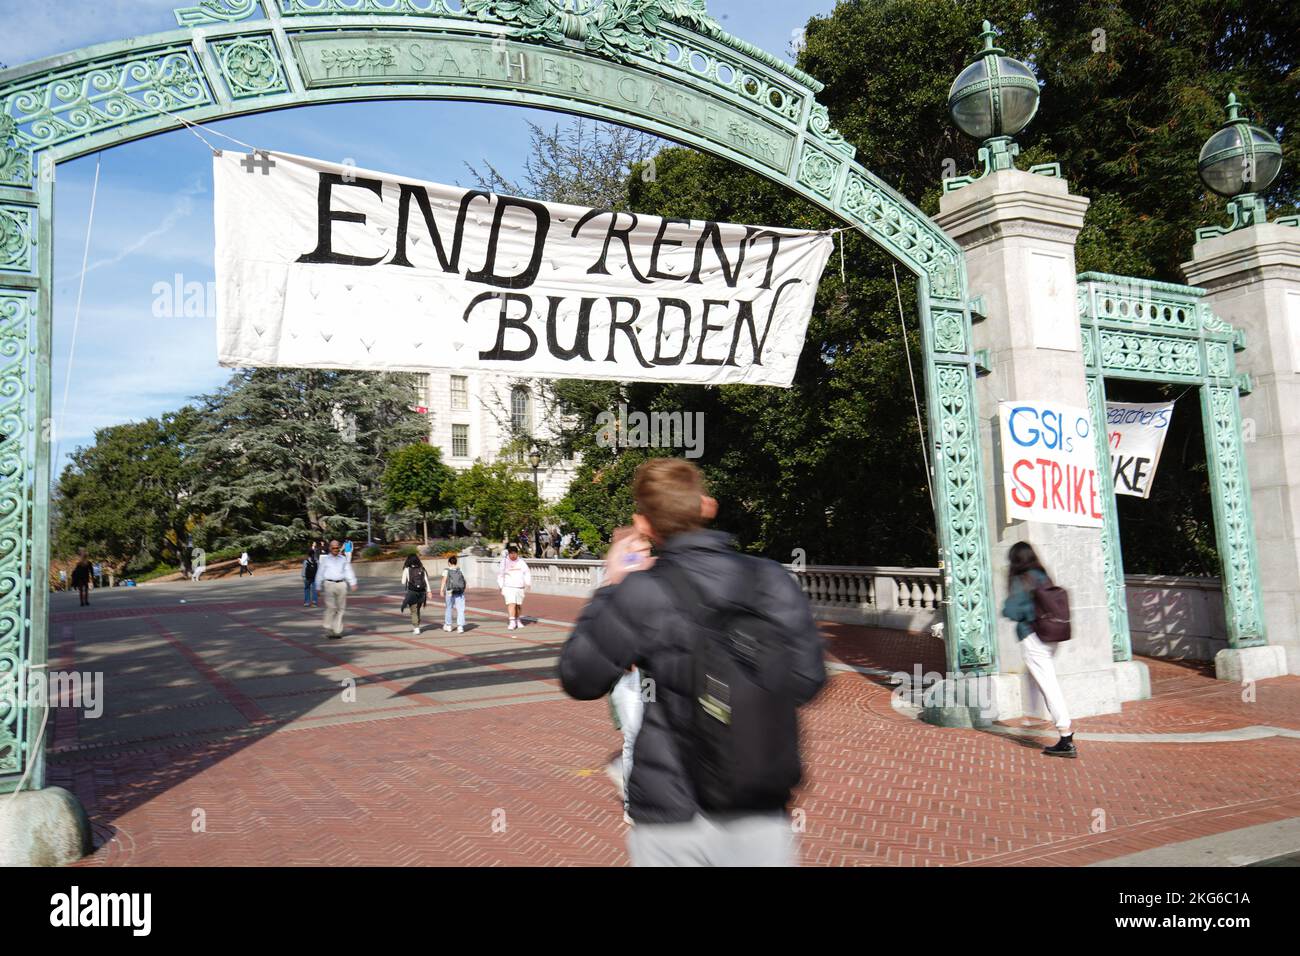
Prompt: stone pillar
<box><xmin>1183</xmin><ymin>223</ymin><xmax>1300</xmax><ymax>678</ymax></box>
<box><xmin>935</xmin><ymin>169</ymin><xmax>1149</xmax><ymax>723</ymax></box>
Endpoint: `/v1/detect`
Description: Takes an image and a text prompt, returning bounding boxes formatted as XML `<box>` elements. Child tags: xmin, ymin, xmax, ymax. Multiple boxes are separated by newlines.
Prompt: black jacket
<box><xmin>558</xmin><ymin>530</ymin><xmax>827</xmax><ymax>823</ymax></box>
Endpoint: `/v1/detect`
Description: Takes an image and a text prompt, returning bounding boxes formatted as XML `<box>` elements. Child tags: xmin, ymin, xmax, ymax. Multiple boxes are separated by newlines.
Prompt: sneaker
<box><xmin>509</xmin><ymin>620</ymin><xmax>517</xmax><ymax>630</ymax></box>
<box><xmin>457</xmin><ymin>626</ymin><xmax>464</xmax><ymax>633</ymax></box>
<box><xmin>412</xmin><ymin>627</ymin><xmax>420</xmax><ymax>635</ymax></box>
<box><xmin>1042</xmin><ymin>734</ymin><xmax>1078</xmax><ymax>758</ymax></box>
<box><xmin>303</xmin><ymin>602</ymin><xmax>310</xmax><ymax>608</ymax></box>
<box><xmin>443</xmin><ymin>624</ymin><xmax>452</xmax><ymax>632</ymax></box>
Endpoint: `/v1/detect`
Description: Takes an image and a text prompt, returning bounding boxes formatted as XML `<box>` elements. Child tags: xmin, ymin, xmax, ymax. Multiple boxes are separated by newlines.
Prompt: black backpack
<box><xmin>407</xmin><ymin>564</ymin><xmax>428</xmax><ymax>592</ymax></box>
<box><xmin>1029</xmin><ymin>574</ymin><xmax>1072</xmax><ymax>643</ymax></box>
<box><xmin>655</xmin><ymin>558</ymin><xmax>803</xmax><ymax>812</ymax></box>
<box><xmin>304</xmin><ymin>557</ymin><xmax>317</xmax><ymax>580</ymax></box>
<box><xmin>446</xmin><ymin>567</ymin><xmax>466</xmax><ymax>592</ymax></box>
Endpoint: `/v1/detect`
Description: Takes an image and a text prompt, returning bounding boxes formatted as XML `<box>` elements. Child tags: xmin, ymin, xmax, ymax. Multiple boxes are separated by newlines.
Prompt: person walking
<box><xmin>342</xmin><ymin>539</ymin><xmax>354</xmax><ymax>563</ymax></box>
<box><xmin>314</xmin><ymin>540</ymin><xmax>358</xmax><ymax>640</ymax></box>
<box><xmin>302</xmin><ymin>549</ymin><xmax>320</xmax><ymax>607</ymax></box>
<box><xmin>70</xmin><ymin>548</ymin><xmax>93</xmax><ymax>607</ymax></box>
<box><xmin>1001</xmin><ymin>541</ymin><xmax>1077</xmax><ymax>758</ymax></box>
<box><xmin>401</xmin><ymin>553</ymin><xmax>432</xmax><ymax>635</ymax></box>
<box><xmin>440</xmin><ymin>554</ymin><xmax>467</xmax><ymax>633</ymax></box>
<box><xmin>497</xmin><ymin>544</ymin><xmax>531</xmax><ymax>630</ymax></box>
<box><xmin>238</xmin><ymin>551</ymin><xmax>253</xmax><ymax>577</ymax></box>
<box><xmin>559</xmin><ymin>458</ymin><xmax>827</xmax><ymax>866</ymax></box>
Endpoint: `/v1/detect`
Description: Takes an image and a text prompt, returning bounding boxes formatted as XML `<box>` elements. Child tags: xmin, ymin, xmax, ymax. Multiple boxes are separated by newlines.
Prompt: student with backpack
<box><xmin>1001</xmin><ymin>541</ymin><xmax>1076</xmax><ymax>758</ymax></box>
<box><xmin>441</xmin><ymin>555</ymin><xmax>467</xmax><ymax>633</ymax></box>
<box><xmin>559</xmin><ymin>458</ymin><xmax>827</xmax><ymax>866</ymax></box>
<box><xmin>401</xmin><ymin>553</ymin><xmax>431</xmax><ymax>635</ymax></box>
<box><xmin>302</xmin><ymin>550</ymin><xmax>319</xmax><ymax>607</ymax></box>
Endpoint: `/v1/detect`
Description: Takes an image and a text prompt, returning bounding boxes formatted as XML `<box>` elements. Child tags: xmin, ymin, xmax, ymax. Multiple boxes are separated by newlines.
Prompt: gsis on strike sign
<box><xmin>998</xmin><ymin>401</ymin><xmax>1104</xmax><ymax>527</ymax></box>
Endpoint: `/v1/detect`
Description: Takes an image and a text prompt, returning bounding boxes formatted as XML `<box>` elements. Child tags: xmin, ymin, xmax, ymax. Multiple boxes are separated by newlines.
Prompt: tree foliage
<box><xmin>547</xmin><ymin>0</ymin><xmax>1298</xmax><ymax>573</ymax></box>
<box><xmin>55</xmin><ymin>409</ymin><xmax>198</xmax><ymax>573</ymax></box>
<box><xmin>186</xmin><ymin>369</ymin><xmax>428</xmax><ymax>551</ymax></box>
<box><xmin>448</xmin><ymin>460</ymin><xmax>541</xmax><ymax>543</ymax></box>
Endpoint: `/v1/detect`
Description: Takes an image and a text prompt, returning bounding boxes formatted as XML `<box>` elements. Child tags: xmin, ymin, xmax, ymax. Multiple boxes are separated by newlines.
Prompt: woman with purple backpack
<box><xmin>1001</xmin><ymin>542</ymin><xmax>1076</xmax><ymax>758</ymax></box>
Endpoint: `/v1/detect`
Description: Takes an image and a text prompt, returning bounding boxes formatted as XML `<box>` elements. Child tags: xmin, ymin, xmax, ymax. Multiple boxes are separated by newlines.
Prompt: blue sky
<box><xmin>1</xmin><ymin>0</ymin><xmax>837</xmax><ymax>470</ymax></box>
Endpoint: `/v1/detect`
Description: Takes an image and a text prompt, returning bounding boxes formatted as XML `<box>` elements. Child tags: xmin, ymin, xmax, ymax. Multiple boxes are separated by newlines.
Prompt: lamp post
<box><xmin>943</xmin><ymin>20</ymin><xmax>1045</xmax><ymax>191</ymax></box>
<box><xmin>1195</xmin><ymin>93</ymin><xmax>1294</xmax><ymax>239</ymax></box>
<box><xmin>528</xmin><ymin>447</ymin><xmax>542</xmax><ymax>558</ymax></box>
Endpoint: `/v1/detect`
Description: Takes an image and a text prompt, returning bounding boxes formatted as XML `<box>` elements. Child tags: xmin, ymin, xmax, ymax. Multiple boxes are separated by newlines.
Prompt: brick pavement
<box><xmin>39</xmin><ymin>572</ymin><xmax>1300</xmax><ymax>866</ymax></box>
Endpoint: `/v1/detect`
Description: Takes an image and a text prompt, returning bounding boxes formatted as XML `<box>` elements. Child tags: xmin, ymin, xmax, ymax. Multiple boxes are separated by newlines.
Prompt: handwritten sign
<box><xmin>1105</xmin><ymin>401</ymin><xmax>1173</xmax><ymax>498</ymax></box>
<box><xmin>999</xmin><ymin>401</ymin><xmax>1103</xmax><ymax>527</ymax></box>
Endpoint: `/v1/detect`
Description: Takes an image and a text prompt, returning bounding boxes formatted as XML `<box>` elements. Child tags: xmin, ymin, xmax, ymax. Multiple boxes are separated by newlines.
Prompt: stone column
<box><xmin>935</xmin><ymin>169</ymin><xmax>1149</xmax><ymax>724</ymax></box>
<box><xmin>1183</xmin><ymin>223</ymin><xmax>1300</xmax><ymax>678</ymax></box>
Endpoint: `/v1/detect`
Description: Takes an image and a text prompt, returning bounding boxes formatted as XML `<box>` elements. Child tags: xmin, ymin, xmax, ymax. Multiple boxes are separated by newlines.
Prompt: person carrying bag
<box><xmin>1001</xmin><ymin>541</ymin><xmax>1077</xmax><ymax>758</ymax></box>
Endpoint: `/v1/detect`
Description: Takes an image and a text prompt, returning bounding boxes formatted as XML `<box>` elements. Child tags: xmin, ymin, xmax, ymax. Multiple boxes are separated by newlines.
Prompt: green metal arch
<box><xmin>0</xmin><ymin>0</ymin><xmax>998</xmax><ymax>789</ymax></box>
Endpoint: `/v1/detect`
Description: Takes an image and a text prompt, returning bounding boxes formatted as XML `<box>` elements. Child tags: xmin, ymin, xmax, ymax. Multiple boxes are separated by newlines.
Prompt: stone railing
<box><xmin>453</xmin><ymin>556</ymin><xmax>1225</xmax><ymax>652</ymax></box>
<box><xmin>1123</xmin><ymin>573</ymin><xmax>1226</xmax><ymax>660</ymax></box>
<box><xmin>786</xmin><ymin>565</ymin><xmax>944</xmax><ymax>632</ymax></box>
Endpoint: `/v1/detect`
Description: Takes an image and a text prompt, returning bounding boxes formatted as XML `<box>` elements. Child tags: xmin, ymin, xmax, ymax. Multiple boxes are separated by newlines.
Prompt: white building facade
<box><xmin>411</xmin><ymin>371</ymin><xmax>579</xmax><ymax>502</ymax></box>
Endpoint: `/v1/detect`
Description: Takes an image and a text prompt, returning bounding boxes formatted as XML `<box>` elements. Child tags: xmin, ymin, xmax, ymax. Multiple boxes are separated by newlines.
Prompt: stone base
<box><xmin>1113</xmin><ymin>659</ymin><xmax>1151</xmax><ymax>703</ymax></box>
<box><xmin>1214</xmin><ymin>644</ymin><xmax>1289</xmax><ymax>682</ymax></box>
<box><xmin>918</xmin><ymin>674</ymin><xmax>1019</xmax><ymax>728</ymax></box>
<box><xmin>0</xmin><ymin>786</ymin><xmax>92</xmax><ymax>866</ymax></box>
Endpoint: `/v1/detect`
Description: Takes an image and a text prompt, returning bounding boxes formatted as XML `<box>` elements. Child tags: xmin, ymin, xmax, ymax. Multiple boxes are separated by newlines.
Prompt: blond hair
<box><xmin>633</xmin><ymin>458</ymin><xmax>708</xmax><ymax>539</ymax></box>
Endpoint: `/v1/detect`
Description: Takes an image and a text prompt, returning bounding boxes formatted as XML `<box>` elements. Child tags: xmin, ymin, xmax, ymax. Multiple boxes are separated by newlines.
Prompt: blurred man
<box><xmin>559</xmin><ymin>458</ymin><xmax>826</xmax><ymax>866</ymax></box>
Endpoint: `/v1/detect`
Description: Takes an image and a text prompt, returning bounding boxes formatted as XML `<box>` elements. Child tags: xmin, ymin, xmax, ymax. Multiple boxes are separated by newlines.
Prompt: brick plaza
<box><xmin>43</xmin><ymin>565</ymin><xmax>1300</xmax><ymax>866</ymax></box>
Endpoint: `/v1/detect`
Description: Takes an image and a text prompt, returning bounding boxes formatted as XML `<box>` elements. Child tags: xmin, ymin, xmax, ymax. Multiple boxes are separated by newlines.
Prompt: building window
<box><xmin>511</xmin><ymin>386</ymin><xmax>531</xmax><ymax>433</ymax></box>
<box><xmin>452</xmin><ymin>424</ymin><xmax>469</xmax><ymax>459</ymax></box>
<box><xmin>412</xmin><ymin>373</ymin><xmax>430</xmax><ymax>397</ymax></box>
<box><xmin>451</xmin><ymin>375</ymin><xmax>468</xmax><ymax>410</ymax></box>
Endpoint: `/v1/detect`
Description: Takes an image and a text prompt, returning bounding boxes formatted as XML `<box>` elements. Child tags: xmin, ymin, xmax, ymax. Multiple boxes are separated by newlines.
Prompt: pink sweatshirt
<box><xmin>497</xmin><ymin>557</ymin><xmax>532</xmax><ymax>589</ymax></box>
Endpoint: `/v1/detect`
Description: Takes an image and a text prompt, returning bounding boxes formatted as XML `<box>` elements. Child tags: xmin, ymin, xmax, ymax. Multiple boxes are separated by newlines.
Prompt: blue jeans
<box><xmin>444</xmin><ymin>591</ymin><xmax>465</xmax><ymax>627</ymax></box>
<box><xmin>304</xmin><ymin>580</ymin><xmax>318</xmax><ymax>604</ymax></box>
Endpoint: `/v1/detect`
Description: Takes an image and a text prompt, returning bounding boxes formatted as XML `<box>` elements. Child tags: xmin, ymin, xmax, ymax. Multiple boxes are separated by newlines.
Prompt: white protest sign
<box><xmin>1105</xmin><ymin>401</ymin><xmax>1174</xmax><ymax>498</ymax></box>
<box><xmin>999</xmin><ymin>401</ymin><xmax>1103</xmax><ymax>527</ymax></box>
<box><xmin>213</xmin><ymin>150</ymin><xmax>833</xmax><ymax>387</ymax></box>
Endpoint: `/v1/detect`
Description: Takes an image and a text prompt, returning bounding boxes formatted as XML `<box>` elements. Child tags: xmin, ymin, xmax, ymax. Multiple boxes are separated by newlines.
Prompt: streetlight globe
<box><xmin>947</xmin><ymin>20</ymin><xmax>1040</xmax><ymax>142</ymax></box>
<box><xmin>528</xmin><ymin>448</ymin><xmax>542</xmax><ymax>469</ymax></box>
<box><xmin>1198</xmin><ymin>93</ymin><xmax>1282</xmax><ymax>198</ymax></box>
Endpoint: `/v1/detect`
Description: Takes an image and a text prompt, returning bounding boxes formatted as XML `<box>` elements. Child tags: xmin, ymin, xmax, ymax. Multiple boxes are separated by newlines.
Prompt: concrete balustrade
<box><xmin>453</xmin><ymin>553</ymin><xmax>1228</xmax><ymax>658</ymax></box>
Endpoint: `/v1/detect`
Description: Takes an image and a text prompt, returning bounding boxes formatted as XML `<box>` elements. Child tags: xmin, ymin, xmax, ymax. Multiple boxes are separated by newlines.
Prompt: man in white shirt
<box><xmin>497</xmin><ymin>544</ymin><xmax>532</xmax><ymax>630</ymax></box>
<box><xmin>314</xmin><ymin>539</ymin><xmax>358</xmax><ymax>639</ymax></box>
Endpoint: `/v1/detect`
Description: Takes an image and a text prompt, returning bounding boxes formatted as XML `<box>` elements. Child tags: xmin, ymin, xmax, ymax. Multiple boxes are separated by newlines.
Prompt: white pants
<box><xmin>610</xmin><ymin>668</ymin><xmax>645</xmax><ymax>795</ymax></box>
<box><xmin>1021</xmin><ymin>632</ymin><xmax>1071</xmax><ymax>732</ymax></box>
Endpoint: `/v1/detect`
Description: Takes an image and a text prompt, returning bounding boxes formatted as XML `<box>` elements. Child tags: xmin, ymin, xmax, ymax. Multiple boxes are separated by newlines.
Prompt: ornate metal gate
<box><xmin>1077</xmin><ymin>272</ymin><xmax>1266</xmax><ymax>660</ymax></box>
<box><xmin>0</xmin><ymin>0</ymin><xmax>1000</xmax><ymax>791</ymax></box>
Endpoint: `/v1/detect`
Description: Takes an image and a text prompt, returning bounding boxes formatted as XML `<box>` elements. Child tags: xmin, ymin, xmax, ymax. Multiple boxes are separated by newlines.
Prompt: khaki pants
<box><xmin>322</xmin><ymin>580</ymin><xmax>349</xmax><ymax>636</ymax></box>
<box><xmin>627</xmin><ymin>812</ymin><xmax>796</xmax><ymax>867</ymax></box>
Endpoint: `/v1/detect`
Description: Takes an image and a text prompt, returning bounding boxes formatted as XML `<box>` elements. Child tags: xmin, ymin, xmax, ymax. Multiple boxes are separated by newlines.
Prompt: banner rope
<box><xmin>893</xmin><ymin>263</ymin><xmax>935</xmax><ymax>512</ymax></box>
<box><xmin>144</xmin><ymin>101</ymin><xmax>258</xmax><ymax>154</ymax></box>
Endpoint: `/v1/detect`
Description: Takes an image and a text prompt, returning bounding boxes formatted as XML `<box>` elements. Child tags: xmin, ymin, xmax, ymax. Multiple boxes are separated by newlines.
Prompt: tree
<box><xmin>449</xmin><ymin>460</ymin><xmax>541</xmax><ymax>544</ymax></box>
<box><xmin>187</xmin><ymin>369</ymin><xmax>427</xmax><ymax>551</ymax></box>
<box><xmin>382</xmin><ymin>442</ymin><xmax>453</xmax><ymax>545</ymax></box>
<box><xmin>466</xmin><ymin>118</ymin><xmax>659</xmax><ymax>210</ymax></box>
<box><xmin>55</xmin><ymin>408</ymin><xmax>198</xmax><ymax>574</ymax></box>
<box><xmin>548</xmin><ymin>0</ymin><xmax>1299</xmax><ymax>573</ymax></box>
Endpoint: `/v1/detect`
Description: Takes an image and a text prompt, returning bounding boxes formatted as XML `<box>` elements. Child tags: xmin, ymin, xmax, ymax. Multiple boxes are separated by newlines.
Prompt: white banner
<box><xmin>999</xmin><ymin>401</ymin><xmax>1103</xmax><ymax>527</ymax></box>
<box><xmin>1105</xmin><ymin>401</ymin><xmax>1174</xmax><ymax>498</ymax></box>
<box><xmin>213</xmin><ymin>150</ymin><xmax>834</xmax><ymax>387</ymax></box>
